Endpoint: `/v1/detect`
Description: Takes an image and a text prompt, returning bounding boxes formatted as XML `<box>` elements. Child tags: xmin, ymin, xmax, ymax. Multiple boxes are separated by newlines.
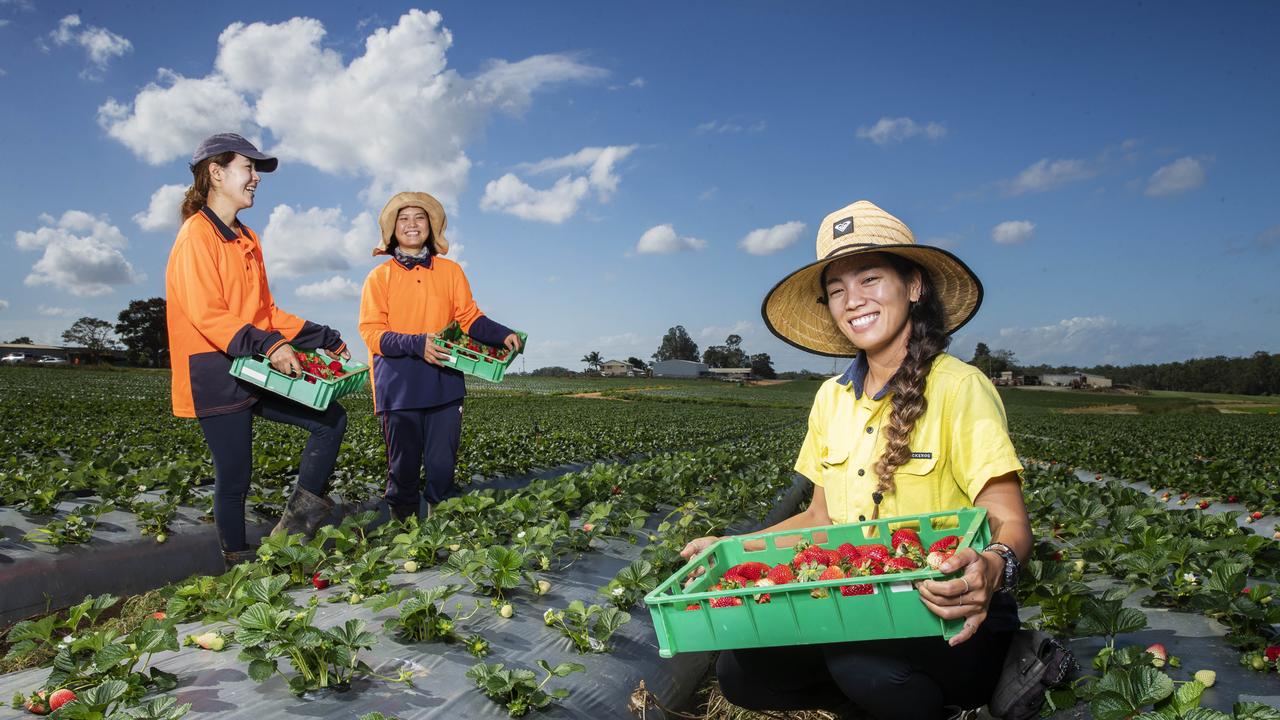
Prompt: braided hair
<box><xmin>871</xmin><ymin>255</ymin><xmax>950</xmax><ymax>499</ymax></box>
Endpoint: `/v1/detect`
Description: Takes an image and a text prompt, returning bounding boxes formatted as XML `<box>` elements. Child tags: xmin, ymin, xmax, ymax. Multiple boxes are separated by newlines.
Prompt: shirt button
<box><xmin>858</xmin><ymin>515</ymin><xmax>866</xmax><ymax>522</ymax></box>
<box><xmin>866</xmin><ymin>426</ymin><xmax>874</xmax><ymax>434</ymax></box>
<box><xmin>857</xmin><ymin>469</ymin><xmax>865</xmax><ymax>476</ymax></box>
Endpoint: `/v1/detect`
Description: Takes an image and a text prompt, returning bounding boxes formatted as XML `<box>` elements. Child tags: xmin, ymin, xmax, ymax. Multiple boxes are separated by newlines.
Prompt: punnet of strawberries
<box><xmin>436</xmin><ymin>321</ymin><xmax>510</xmax><ymax>362</ymax></box>
<box><xmin>293</xmin><ymin>349</ymin><xmax>347</xmax><ymax>384</ymax></box>
<box><xmin>686</xmin><ymin>529</ymin><xmax>960</xmax><ymax>610</ymax></box>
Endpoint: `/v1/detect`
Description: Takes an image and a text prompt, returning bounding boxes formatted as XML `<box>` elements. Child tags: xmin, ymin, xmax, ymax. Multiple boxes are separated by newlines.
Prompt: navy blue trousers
<box><xmin>716</xmin><ymin>624</ymin><xmax>1012</xmax><ymax>720</ymax></box>
<box><xmin>380</xmin><ymin>400</ymin><xmax>463</xmax><ymax>510</ymax></box>
<box><xmin>197</xmin><ymin>394</ymin><xmax>348</xmax><ymax>552</ymax></box>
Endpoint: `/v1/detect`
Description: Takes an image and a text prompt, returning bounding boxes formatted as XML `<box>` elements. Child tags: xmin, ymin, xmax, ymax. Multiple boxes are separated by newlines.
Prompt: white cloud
<box><xmin>998</xmin><ymin>316</ymin><xmax>1192</xmax><ymax>365</ymax></box>
<box><xmin>992</xmin><ymin>220</ymin><xmax>1035</xmax><ymax>245</ymax></box>
<box><xmin>855</xmin><ymin>117</ymin><xmax>946</xmax><ymax>146</ymax></box>
<box><xmin>1145</xmin><ymin>156</ymin><xmax>1206</xmax><ymax>197</ymax></box>
<box><xmin>482</xmin><ymin>144</ymin><xmax>636</xmax><ymax>222</ymax></box>
<box><xmin>630</xmin><ymin>77</ymin><xmax>645</xmax><ymax>88</ymax></box>
<box><xmin>699</xmin><ymin>321</ymin><xmax>754</xmax><ymax>341</ymax></box>
<box><xmin>132</xmin><ymin>184</ymin><xmax>187</xmax><ymax>232</ymax></box>
<box><xmin>15</xmin><ymin>211</ymin><xmax>143</xmax><ymax>296</ymax></box>
<box><xmin>696</xmin><ymin>119</ymin><xmax>767</xmax><ymax>134</ymax></box>
<box><xmin>739</xmin><ymin>221</ymin><xmax>805</xmax><ymax>255</ymax></box>
<box><xmin>97</xmin><ymin>10</ymin><xmax>606</xmax><ymax>209</ymax></box>
<box><xmin>260</xmin><ymin>205</ymin><xmax>377</xmax><ymax>279</ymax></box>
<box><xmin>49</xmin><ymin>15</ymin><xmax>132</xmax><ymax>78</ymax></box>
<box><xmin>1006</xmin><ymin>158</ymin><xmax>1094</xmax><ymax>195</ymax></box>
<box><xmin>635</xmin><ymin>224</ymin><xmax>706</xmax><ymax>254</ymax></box>
<box><xmin>38</xmin><ymin>305</ymin><xmax>77</xmax><ymax>316</ymax></box>
<box><xmin>296</xmin><ymin>275</ymin><xmax>361</xmax><ymax>300</ymax></box>
<box><xmin>0</xmin><ymin>299</ymin><xmax>8</xmax><ymax>310</ymax></box>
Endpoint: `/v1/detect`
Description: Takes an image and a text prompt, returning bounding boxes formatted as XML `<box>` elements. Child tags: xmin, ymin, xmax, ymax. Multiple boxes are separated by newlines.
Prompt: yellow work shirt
<box><xmin>795</xmin><ymin>352</ymin><xmax>1023</xmax><ymax>525</ymax></box>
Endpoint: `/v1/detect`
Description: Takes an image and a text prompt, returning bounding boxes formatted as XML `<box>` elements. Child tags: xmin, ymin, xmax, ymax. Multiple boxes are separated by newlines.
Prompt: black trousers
<box><xmin>380</xmin><ymin>400</ymin><xmax>464</xmax><ymax>509</ymax></box>
<box><xmin>198</xmin><ymin>394</ymin><xmax>348</xmax><ymax>552</ymax></box>
<box><xmin>716</xmin><ymin>625</ymin><xmax>1013</xmax><ymax>720</ymax></box>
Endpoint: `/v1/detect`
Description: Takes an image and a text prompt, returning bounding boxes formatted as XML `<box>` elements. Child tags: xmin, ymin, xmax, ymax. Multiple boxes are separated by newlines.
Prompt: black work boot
<box><xmin>390</xmin><ymin>502</ymin><xmax>418</xmax><ymax>524</ymax></box>
<box><xmin>271</xmin><ymin>486</ymin><xmax>335</xmax><ymax>539</ymax></box>
<box><xmin>222</xmin><ymin>547</ymin><xmax>258</xmax><ymax>571</ymax></box>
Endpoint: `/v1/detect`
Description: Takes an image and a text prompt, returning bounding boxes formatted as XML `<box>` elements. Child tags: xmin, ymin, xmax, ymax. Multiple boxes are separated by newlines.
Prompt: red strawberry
<box><xmin>710</xmin><ymin>596</ymin><xmax>743</xmax><ymax>608</ymax></box>
<box><xmin>48</xmin><ymin>690</ymin><xmax>76</xmax><ymax>712</ymax></box>
<box><xmin>684</xmin><ymin>603</ymin><xmax>702</xmax><ymax>611</ymax></box>
<box><xmin>1265</xmin><ymin>646</ymin><xmax>1280</xmax><ymax>662</ymax></box>
<box><xmin>861</xmin><ymin>544</ymin><xmax>890</xmax><ymax>564</ymax></box>
<box><xmin>810</xmin><ymin>565</ymin><xmax>846</xmax><ymax>598</ymax></box>
<box><xmin>884</xmin><ymin>556</ymin><xmax>920</xmax><ymax>572</ymax></box>
<box><xmin>727</xmin><ymin>562</ymin><xmax>770</xmax><ymax>582</ymax></box>
<box><xmin>926</xmin><ymin>550</ymin><xmax>954</xmax><ymax>570</ymax></box>
<box><xmin>328</xmin><ymin>360</ymin><xmax>343</xmax><ymax>373</ymax></box>
<box><xmin>1251</xmin><ymin>511</ymin><xmax>1264</xmax><ymax>521</ymax></box>
<box><xmin>766</xmin><ymin>564</ymin><xmax>795</xmax><ymax>585</ymax></box>
<box><xmin>311</xmin><ymin>572</ymin><xmax>329</xmax><ymax>590</ymax></box>
<box><xmin>837</xmin><ymin>543</ymin><xmax>861</xmax><ymax>562</ymax></box>
<box><xmin>841</xmin><ymin>584</ymin><xmax>874</xmax><ymax>596</ymax></box>
<box><xmin>890</xmin><ymin>528</ymin><xmax>922</xmax><ymax>551</ymax></box>
<box><xmin>928</xmin><ymin>536</ymin><xmax>960</xmax><ymax>554</ymax></box>
<box><xmin>1197</xmin><ymin>500</ymin><xmax>1210</xmax><ymax>510</ymax></box>
<box><xmin>752</xmin><ymin>578</ymin><xmax>775</xmax><ymax>604</ymax></box>
<box><xmin>723</xmin><ymin>570</ymin><xmax>749</xmax><ymax>586</ymax></box>
<box><xmin>24</xmin><ymin>691</ymin><xmax>49</xmax><ymax>715</ymax></box>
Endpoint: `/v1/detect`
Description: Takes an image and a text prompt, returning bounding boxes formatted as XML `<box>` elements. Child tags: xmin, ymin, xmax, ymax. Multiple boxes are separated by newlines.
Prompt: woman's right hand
<box><xmin>679</xmin><ymin>536</ymin><xmax>720</xmax><ymax>586</ymax></box>
<box><xmin>268</xmin><ymin>344</ymin><xmax>301</xmax><ymax>377</ymax></box>
<box><xmin>422</xmin><ymin>334</ymin><xmax>454</xmax><ymax>366</ymax></box>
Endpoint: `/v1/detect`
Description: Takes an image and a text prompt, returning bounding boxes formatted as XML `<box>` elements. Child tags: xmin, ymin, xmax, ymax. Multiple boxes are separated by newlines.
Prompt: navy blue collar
<box><xmin>200</xmin><ymin>206</ymin><xmax>249</xmax><ymax>242</ymax></box>
<box><xmin>393</xmin><ymin>249</ymin><xmax>434</xmax><ymax>271</ymax></box>
<box><xmin>836</xmin><ymin>352</ymin><xmax>890</xmax><ymax>401</ymax></box>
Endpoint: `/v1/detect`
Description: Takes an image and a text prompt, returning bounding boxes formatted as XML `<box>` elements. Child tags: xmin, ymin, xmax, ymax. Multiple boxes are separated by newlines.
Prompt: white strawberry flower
<box><xmin>516</xmin><ymin>531</ymin><xmax>526</xmax><ymax>539</ymax></box>
<box><xmin>612</xmin><ymin>587</ymin><xmax>624</xmax><ymax>596</ymax></box>
<box><xmin>1183</xmin><ymin>572</ymin><xmax>1198</xmax><ymax>584</ymax></box>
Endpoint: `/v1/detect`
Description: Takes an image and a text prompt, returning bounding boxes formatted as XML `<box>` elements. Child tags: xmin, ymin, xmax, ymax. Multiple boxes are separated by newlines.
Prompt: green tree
<box><xmin>749</xmin><ymin>353</ymin><xmax>777</xmax><ymax>379</ymax></box>
<box><xmin>6</xmin><ymin>336</ymin><xmax>33</xmax><ymax>344</ymax></box>
<box><xmin>703</xmin><ymin>334</ymin><xmax>749</xmax><ymax>368</ymax></box>
<box><xmin>115</xmin><ymin>297</ymin><xmax>168</xmax><ymax>367</ymax></box>
<box><xmin>62</xmin><ymin>317</ymin><xmax>120</xmax><ymax>364</ymax></box>
<box><xmin>652</xmin><ymin>325</ymin><xmax>700</xmax><ymax>362</ymax></box>
<box><xmin>626</xmin><ymin>356</ymin><xmax>647</xmax><ymax>371</ymax></box>
<box><xmin>581</xmin><ymin>351</ymin><xmax>603</xmax><ymax>372</ymax></box>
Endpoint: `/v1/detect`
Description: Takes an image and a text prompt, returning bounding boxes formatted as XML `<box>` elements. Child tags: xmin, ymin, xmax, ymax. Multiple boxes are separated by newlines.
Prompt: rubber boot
<box><xmin>271</xmin><ymin>486</ymin><xmax>334</xmax><ymax>539</ymax></box>
<box><xmin>222</xmin><ymin>547</ymin><xmax>258</xmax><ymax>571</ymax></box>
<box><xmin>390</xmin><ymin>503</ymin><xmax>418</xmax><ymax>524</ymax></box>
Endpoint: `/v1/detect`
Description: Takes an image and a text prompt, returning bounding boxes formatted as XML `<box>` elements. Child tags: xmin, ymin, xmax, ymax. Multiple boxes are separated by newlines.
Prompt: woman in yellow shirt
<box><xmin>682</xmin><ymin>200</ymin><xmax>1032</xmax><ymax>720</ymax></box>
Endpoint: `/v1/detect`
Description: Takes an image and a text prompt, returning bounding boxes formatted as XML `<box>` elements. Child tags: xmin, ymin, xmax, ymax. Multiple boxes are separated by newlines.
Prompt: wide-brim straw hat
<box><xmin>761</xmin><ymin>200</ymin><xmax>983</xmax><ymax>357</ymax></box>
<box><xmin>374</xmin><ymin>191</ymin><xmax>449</xmax><ymax>256</ymax></box>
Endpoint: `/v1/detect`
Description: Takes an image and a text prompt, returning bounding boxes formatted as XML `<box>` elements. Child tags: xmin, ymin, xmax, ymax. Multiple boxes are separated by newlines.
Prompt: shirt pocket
<box><xmin>891</xmin><ymin>453</ymin><xmax>944</xmax><ymax>517</ymax></box>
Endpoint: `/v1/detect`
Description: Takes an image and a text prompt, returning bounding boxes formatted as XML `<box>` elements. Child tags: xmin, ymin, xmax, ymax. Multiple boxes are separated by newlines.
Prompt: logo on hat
<box><xmin>832</xmin><ymin>217</ymin><xmax>854</xmax><ymax>238</ymax></box>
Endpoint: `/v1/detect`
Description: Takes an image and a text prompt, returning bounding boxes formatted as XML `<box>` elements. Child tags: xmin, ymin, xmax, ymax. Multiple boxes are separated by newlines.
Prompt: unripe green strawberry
<box><xmin>1194</xmin><ymin>669</ymin><xmax>1216</xmax><ymax>687</ymax></box>
<box><xmin>498</xmin><ymin>603</ymin><xmax>513</xmax><ymax>618</ymax></box>
<box><xmin>535</xmin><ymin>579</ymin><xmax>551</xmax><ymax>595</ymax></box>
<box><xmin>402</xmin><ymin>560</ymin><xmax>419</xmax><ymax>573</ymax></box>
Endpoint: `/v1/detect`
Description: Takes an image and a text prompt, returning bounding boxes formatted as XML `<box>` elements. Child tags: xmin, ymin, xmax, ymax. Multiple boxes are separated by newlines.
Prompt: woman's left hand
<box><xmin>916</xmin><ymin>547</ymin><xmax>1000</xmax><ymax>646</ymax></box>
<box><xmin>502</xmin><ymin>333</ymin><xmax>522</xmax><ymax>354</ymax></box>
<box><xmin>323</xmin><ymin>347</ymin><xmax>351</xmax><ymax>362</ymax></box>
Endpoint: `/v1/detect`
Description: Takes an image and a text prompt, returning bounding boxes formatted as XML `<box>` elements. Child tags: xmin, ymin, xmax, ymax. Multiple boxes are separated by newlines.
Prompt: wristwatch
<box><xmin>982</xmin><ymin>542</ymin><xmax>1019</xmax><ymax>594</ymax></box>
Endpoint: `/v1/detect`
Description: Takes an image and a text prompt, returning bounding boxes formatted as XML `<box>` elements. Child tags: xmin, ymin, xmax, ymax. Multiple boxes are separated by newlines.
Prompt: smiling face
<box><xmin>209</xmin><ymin>154</ymin><xmax>260</xmax><ymax>212</ymax></box>
<box><xmin>394</xmin><ymin>207</ymin><xmax>431</xmax><ymax>253</ymax></box>
<box><xmin>823</xmin><ymin>252</ymin><xmax>922</xmax><ymax>358</ymax></box>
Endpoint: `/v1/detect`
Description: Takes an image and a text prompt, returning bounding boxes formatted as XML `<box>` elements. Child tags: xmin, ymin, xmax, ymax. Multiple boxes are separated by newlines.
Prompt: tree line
<box><xmin>5</xmin><ymin>298</ymin><xmax>167</xmax><ymax>367</ymax></box>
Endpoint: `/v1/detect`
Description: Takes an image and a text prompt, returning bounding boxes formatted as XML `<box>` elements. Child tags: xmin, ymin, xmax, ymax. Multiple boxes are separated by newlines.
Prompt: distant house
<box><xmin>1082</xmin><ymin>374</ymin><xmax>1112</xmax><ymax>388</ymax></box>
<box><xmin>652</xmin><ymin>359</ymin><xmax>707</xmax><ymax>378</ymax></box>
<box><xmin>600</xmin><ymin>359</ymin><xmax>633</xmax><ymax>377</ymax></box>
<box><xmin>1041</xmin><ymin>372</ymin><xmax>1112</xmax><ymax>389</ymax></box>
<box><xmin>708</xmin><ymin>367</ymin><xmax>752</xmax><ymax>381</ymax></box>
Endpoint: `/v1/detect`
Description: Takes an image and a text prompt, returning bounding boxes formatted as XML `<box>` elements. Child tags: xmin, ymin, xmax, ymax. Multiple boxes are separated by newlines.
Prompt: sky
<box><xmin>1</xmin><ymin>1</ymin><xmax>1278</xmax><ymax>373</ymax></box>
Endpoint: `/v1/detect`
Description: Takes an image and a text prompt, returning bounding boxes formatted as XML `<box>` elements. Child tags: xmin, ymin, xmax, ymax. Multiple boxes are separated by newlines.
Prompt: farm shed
<box><xmin>652</xmin><ymin>359</ymin><xmax>708</xmax><ymax>378</ymax></box>
<box><xmin>708</xmin><ymin>367</ymin><xmax>752</xmax><ymax>381</ymax></box>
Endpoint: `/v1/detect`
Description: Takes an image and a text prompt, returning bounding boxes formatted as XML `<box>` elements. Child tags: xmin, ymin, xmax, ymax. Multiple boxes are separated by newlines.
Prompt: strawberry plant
<box><xmin>3</xmin><ymin>593</ymin><xmax>119</xmax><ymax>665</ymax></box>
<box><xmin>601</xmin><ymin>559</ymin><xmax>661</xmax><ymax>610</ymax></box>
<box><xmin>25</xmin><ymin>502</ymin><xmax>115</xmax><ymax>546</ymax></box>
<box><xmin>234</xmin><ymin>604</ymin><xmax>385</xmax><ymax>696</ymax></box>
<box><xmin>446</xmin><ymin>546</ymin><xmax>533</xmax><ymax>606</ymax></box>
<box><xmin>324</xmin><ymin>546</ymin><xmax>394</xmax><ymax>602</ymax></box>
<box><xmin>465</xmin><ymin>660</ymin><xmax>584</xmax><ymax>718</ymax></box>
<box><xmin>369</xmin><ymin>585</ymin><xmax>483</xmax><ymax>650</ymax></box>
<box><xmin>387</xmin><ymin>516</ymin><xmax>457</xmax><ymax>568</ymax></box>
<box><xmin>255</xmin><ymin>532</ymin><xmax>327</xmax><ymax>587</ymax></box>
<box><xmin>130</xmin><ymin>498</ymin><xmax>178</xmax><ymax>542</ymax></box>
<box><xmin>542</xmin><ymin>600</ymin><xmax>630</xmax><ymax>654</ymax></box>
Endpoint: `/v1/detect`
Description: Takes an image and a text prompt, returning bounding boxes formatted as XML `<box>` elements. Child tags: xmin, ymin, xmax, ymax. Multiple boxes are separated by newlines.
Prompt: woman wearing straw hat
<box><xmin>166</xmin><ymin>133</ymin><xmax>351</xmax><ymax>568</ymax></box>
<box><xmin>681</xmin><ymin>200</ymin><xmax>1031</xmax><ymax>720</ymax></box>
<box><xmin>359</xmin><ymin>191</ymin><xmax>521</xmax><ymax>522</ymax></box>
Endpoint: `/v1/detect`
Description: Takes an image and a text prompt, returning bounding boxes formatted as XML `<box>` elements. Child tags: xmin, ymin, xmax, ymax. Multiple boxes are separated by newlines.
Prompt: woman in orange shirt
<box><xmin>359</xmin><ymin>192</ymin><xmax>520</xmax><ymax>521</ymax></box>
<box><xmin>166</xmin><ymin>133</ymin><xmax>351</xmax><ymax>567</ymax></box>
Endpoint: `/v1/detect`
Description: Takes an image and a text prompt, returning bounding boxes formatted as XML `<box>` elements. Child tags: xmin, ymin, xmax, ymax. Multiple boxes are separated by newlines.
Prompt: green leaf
<box><xmin>1180</xmin><ymin>709</ymin><xmax>1230</xmax><ymax>720</ymax></box>
<box><xmin>248</xmin><ymin>658</ymin><xmax>276</xmax><ymax>682</ymax></box>
<box><xmin>1172</xmin><ymin>679</ymin><xmax>1204</xmax><ymax>713</ymax></box>
<box><xmin>1234</xmin><ymin>702</ymin><xmax>1280</xmax><ymax>720</ymax></box>
<box><xmin>1091</xmin><ymin>690</ymin><xmax>1140</xmax><ymax>720</ymax></box>
<box><xmin>148</xmin><ymin>667</ymin><xmax>179</xmax><ymax>691</ymax></box>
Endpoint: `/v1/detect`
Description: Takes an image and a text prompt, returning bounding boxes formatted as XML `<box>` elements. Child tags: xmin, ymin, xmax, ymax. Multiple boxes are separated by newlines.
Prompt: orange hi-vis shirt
<box><xmin>359</xmin><ymin>254</ymin><xmax>511</xmax><ymax>413</ymax></box>
<box><xmin>166</xmin><ymin>207</ymin><xmax>346</xmax><ymax>418</ymax></box>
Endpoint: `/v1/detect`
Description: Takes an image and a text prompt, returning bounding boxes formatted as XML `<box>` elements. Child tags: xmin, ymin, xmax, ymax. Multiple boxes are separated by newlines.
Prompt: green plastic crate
<box><xmin>643</xmin><ymin>507</ymin><xmax>990</xmax><ymax>658</ymax></box>
<box><xmin>229</xmin><ymin>352</ymin><xmax>369</xmax><ymax>411</ymax></box>
<box><xmin>431</xmin><ymin>324</ymin><xmax>527</xmax><ymax>383</ymax></box>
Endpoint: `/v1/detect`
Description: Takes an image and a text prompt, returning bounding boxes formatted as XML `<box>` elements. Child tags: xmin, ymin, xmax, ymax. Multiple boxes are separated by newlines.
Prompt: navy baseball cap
<box><xmin>190</xmin><ymin>133</ymin><xmax>278</xmax><ymax>173</ymax></box>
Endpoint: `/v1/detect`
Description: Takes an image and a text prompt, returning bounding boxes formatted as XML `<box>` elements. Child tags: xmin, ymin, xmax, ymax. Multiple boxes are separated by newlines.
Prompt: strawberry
<box><xmin>752</xmin><ymin>578</ymin><xmax>775</xmax><ymax>604</ymax></box>
<box><xmin>24</xmin><ymin>691</ymin><xmax>49</xmax><ymax>715</ymax></box>
<box><xmin>861</xmin><ymin>544</ymin><xmax>890</xmax><ymax>564</ymax></box>
<box><xmin>1227</xmin><ymin>495</ymin><xmax>1238</xmax><ymax>503</ymax></box>
<box><xmin>810</xmin><ymin>565</ymin><xmax>846</xmax><ymax>599</ymax></box>
<box><xmin>328</xmin><ymin>360</ymin><xmax>343</xmax><ymax>374</ymax></box>
<box><xmin>684</xmin><ymin>603</ymin><xmax>702</xmax><ymax>611</ymax></box>
<box><xmin>928</xmin><ymin>536</ymin><xmax>960</xmax><ymax>554</ymax></box>
<box><xmin>311</xmin><ymin>572</ymin><xmax>329</xmax><ymax>590</ymax></box>
<box><xmin>1193</xmin><ymin>670</ymin><xmax>1216</xmax><ymax>688</ymax></box>
<box><xmin>1197</xmin><ymin>500</ymin><xmax>1210</xmax><ymax>510</ymax></box>
<box><xmin>884</xmin><ymin>556</ymin><xmax>920</xmax><ymax>572</ymax></box>
<box><xmin>926</xmin><ymin>550</ymin><xmax>953</xmax><ymax>570</ymax></box>
<box><xmin>48</xmin><ymin>681</ymin><xmax>74</xmax><ymax>707</ymax></box>
<box><xmin>837</xmin><ymin>543</ymin><xmax>861</xmax><ymax>562</ymax></box>
<box><xmin>840</xmin><ymin>583</ymin><xmax>874</xmax><ymax>596</ymax></box>
<box><xmin>150</xmin><ymin>611</ymin><xmax>167</xmax><ymax>620</ymax></box>
<box><xmin>1265</xmin><ymin>646</ymin><xmax>1280</xmax><ymax>662</ymax></box>
<box><xmin>766</xmin><ymin>564</ymin><xmax>795</xmax><ymax>585</ymax></box>
<box><xmin>795</xmin><ymin>561</ymin><xmax>826</xmax><ymax>583</ymax></box>
<box><xmin>890</xmin><ymin>528</ymin><xmax>922</xmax><ymax>551</ymax></box>
<box><xmin>1250</xmin><ymin>511</ymin><xmax>1264</xmax><ymax>521</ymax></box>
<box><xmin>710</xmin><ymin>596</ymin><xmax>743</xmax><ymax>608</ymax></box>
<box><xmin>1146</xmin><ymin>643</ymin><xmax>1168</xmax><ymax>667</ymax></box>
<box><xmin>726</xmin><ymin>562</ymin><xmax>770</xmax><ymax>582</ymax></box>
<box><xmin>823</xmin><ymin>549</ymin><xmax>843</xmax><ymax>567</ymax></box>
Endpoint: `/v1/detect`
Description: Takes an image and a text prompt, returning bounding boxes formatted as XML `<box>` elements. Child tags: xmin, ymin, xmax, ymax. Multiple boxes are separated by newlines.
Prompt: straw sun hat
<box><xmin>761</xmin><ymin>200</ymin><xmax>983</xmax><ymax>357</ymax></box>
<box><xmin>373</xmin><ymin>191</ymin><xmax>450</xmax><ymax>256</ymax></box>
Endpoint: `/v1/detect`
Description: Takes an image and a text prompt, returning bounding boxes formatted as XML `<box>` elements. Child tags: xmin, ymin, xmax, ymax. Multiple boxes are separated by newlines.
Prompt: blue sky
<box><xmin>1</xmin><ymin>1</ymin><xmax>1277</xmax><ymax>373</ymax></box>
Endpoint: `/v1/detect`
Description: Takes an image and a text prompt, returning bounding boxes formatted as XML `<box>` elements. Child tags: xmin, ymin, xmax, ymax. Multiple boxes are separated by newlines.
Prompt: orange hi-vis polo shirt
<box><xmin>359</xmin><ymin>254</ymin><xmax>512</xmax><ymax>413</ymax></box>
<box><xmin>166</xmin><ymin>207</ymin><xmax>346</xmax><ymax>418</ymax></box>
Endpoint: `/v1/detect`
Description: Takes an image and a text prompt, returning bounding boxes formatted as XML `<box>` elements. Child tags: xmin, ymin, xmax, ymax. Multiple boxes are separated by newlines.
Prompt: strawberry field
<box><xmin>0</xmin><ymin>368</ymin><xmax>1278</xmax><ymax>719</ymax></box>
